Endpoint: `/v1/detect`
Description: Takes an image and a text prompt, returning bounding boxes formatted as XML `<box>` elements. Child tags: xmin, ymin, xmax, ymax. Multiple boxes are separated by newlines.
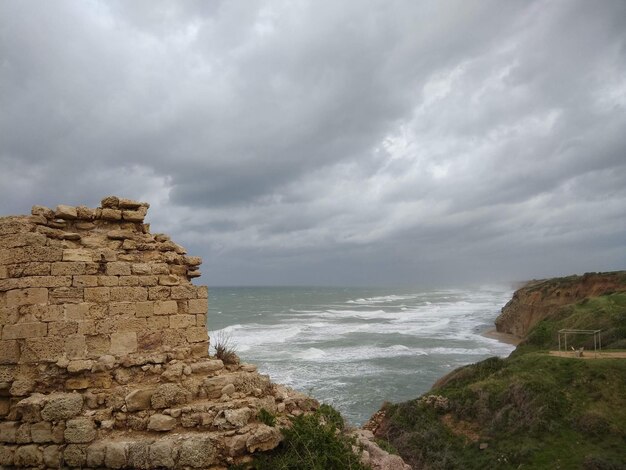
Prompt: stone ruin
<box><xmin>0</xmin><ymin>196</ymin><xmax>317</xmax><ymax>469</ymax></box>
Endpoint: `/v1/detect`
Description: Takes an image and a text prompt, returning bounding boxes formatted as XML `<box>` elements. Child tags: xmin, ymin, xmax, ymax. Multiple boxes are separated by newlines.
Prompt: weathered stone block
<box><xmin>67</xmin><ymin>359</ymin><xmax>93</xmax><ymax>373</ymax></box>
<box><xmin>105</xmin><ymin>441</ymin><xmax>128</xmax><ymax>469</ymax></box>
<box><xmin>86</xmin><ymin>335</ymin><xmax>110</xmax><ymax>357</ymax></box>
<box><xmin>0</xmin><ymin>232</ymin><xmax>47</xmax><ymax>248</ymax></box>
<box><xmin>15</xmin><ymin>444</ymin><xmax>43</xmax><ymax>467</ymax></box>
<box><xmin>65</xmin><ymin>377</ymin><xmax>90</xmax><ymax>390</ymax></box>
<box><xmin>138</xmin><ymin>330</ymin><xmax>163</xmax><ymax>350</ymax></box>
<box><xmin>6</xmin><ymin>288</ymin><xmax>48</xmax><ymax>307</ymax></box>
<box><xmin>84</xmin><ymin>287</ymin><xmax>110</xmax><ymax>303</ymax></box>
<box><xmin>191</xmin><ymin>359</ymin><xmax>224</xmax><ymax>374</ymax></box>
<box><xmin>72</xmin><ymin>275</ymin><xmax>98</xmax><ymax>287</ymax></box>
<box><xmin>135</xmin><ymin>301</ymin><xmax>154</xmax><ymax>317</ymax></box>
<box><xmin>196</xmin><ymin>314</ymin><xmax>207</xmax><ymax>327</ymax></box>
<box><xmin>76</xmin><ymin>205</ymin><xmax>96</xmax><ymax>220</ymax></box>
<box><xmin>151</xmin><ymin>315</ymin><xmax>170</xmax><ymax>330</ymax></box>
<box><xmin>63</xmin><ymin>444</ymin><xmax>87</xmax><ymax>467</ymax></box>
<box><xmin>109</xmin><ymin>301</ymin><xmax>135</xmax><ymax>315</ymax></box>
<box><xmin>41</xmin><ymin>393</ymin><xmax>83</xmax><ymax>421</ymax></box>
<box><xmin>48</xmin><ymin>320</ymin><xmax>78</xmax><ymax>336</ymax></box>
<box><xmin>49</xmin><ymin>286</ymin><xmax>84</xmax><ymax>304</ymax></box>
<box><xmin>106</xmin><ymin>261</ymin><xmax>131</xmax><ymax>276</ymax></box>
<box><xmin>246</xmin><ymin>424</ymin><xmax>282</xmax><ymax>453</ymax></box>
<box><xmin>98</xmin><ymin>274</ymin><xmax>119</xmax><ymax>286</ymax></box>
<box><xmin>16</xmin><ymin>423</ymin><xmax>31</xmax><ymax>443</ymax></box>
<box><xmin>170</xmin><ymin>314</ymin><xmax>195</xmax><ymax>329</ymax></box>
<box><xmin>20</xmin><ymin>337</ymin><xmax>63</xmax><ymax>363</ymax></box>
<box><xmin>159</xmin><ymin>274</ymin><xmax>180</xmax><ymax>286</ymax></box>
<box><xmin>154</xmin><ymin>300</ymin><xmax>178</xmax><ymax>315</ymax></box>
<box><xmin>197</xmin><ymin>285</ymin><xmax>208</xmax><ymax>298</ymax></box>
<box><xmin>149</xmin><ymin>440</ymin><xmax>176</xmax><ymax>468</ymax></box>
<box><xmin>2</xmin><ymin>321</ymin><xmax>47</xmax><ymax>340</ymax></box>
<box><xmin>51</xmin><ymin>261</ymin><xmax>86</xmax><ymax>276</ymax></box>
<box><xmin>10</xmin><ymin>379</ymin><xmax>35</xmax><ymax>396</ymax></box>
<box><xmin>148</xmin><ymin>413</ymin><xmax>177</xmax><ymax>431</ymax></box>
<box><xmin>43</xmin><ymin>445</ymin><xmax>61</xmax><ymax>468</ymax></box>
<box><xmin>0</xmin><ymin>442</ymin><xmax>13</xmax><ymax>465</ymax></box>
<box><xmin>179</xmin><ymin>437</ymin><xmax>215</xmax><ymax>468</ymax></box>
<box><xmin>110</xmin><ymin>331</ymin><xmax>137</xmax><ymax>355</ymax></box>
<box><xmin>65</xmin><ymin>302</ymin><xmax>89</xmax><ymax>320</ymax></box>
<box><xmin>65</xmin><ymin>417</ymin><xmax>96</xmax><ymax>443</ymax></box>
<box><xmin>110</xmin><ymin>286</ymin><xmax>148</xmax><ymax>302</ymax></box>
<box><xmin>148</xmin><ymin>286</ymin><xmax>170</xmax><ymax>300</ymax></box>
<box><xmin>125</xmin><ymin>388</ymin><xmax>154</xmax><ymax>412</ymax></box>
<box><xmin>0</xmin><ymin>246</ymin><xmax>63</xmax><ymax>264</ymax></box>
<box><xmin>188</xmin><ymin>298</ymin><xmax>208</xmax><ymax>314</ymax></box>
<box><xmin>101</xmin><ymin>208</ymin><xmax>123</xmax><ymax>221</ymax></box>
<box><xmin>171</xmin><ymin>285</ymin><xmax>197</xmax><ymax>299</ymax></box>
<box><xmin>0</xmin><ymin>340</ymin><xmax>19</xmax><ymax>364</ymax></box>
<box><xmin>128</xmin><ymin>441</ymin><xmax>151</xmax><ymax>469</ymax></box>
<box><xmin>31</xmin><ymin>421</ymin><xmax>53</xmax><ymax>443</ymax></box>
<box><xmin>63</xmin><ymin>249</ymin><xmax>92</xmax><ymax>262</ymax></box>
<box><xmin>186</xmin><ymin>327</ymin><xmax>208</xmax><ymax>343</ymax></box>
<box><xmin>65</xmin><ymin>334</ymin><xmax>87</xmax><ymax>359</ymax></box>
<box><xmin>0</xmin><ymin>421</ymin><xmax>18</xmax><ymax>443</ymax></box>
<box><xmin>14</xmin><ymin>393</ymin><xmax>45</xmax><ymax>422</ymax></box>
<box><xmin>118</xmin><ymin>275</ymin><xmax>141</xmax><ymax>286</ymax></box>
<box><xmin>151</xmin><ymin>383</ymin><xmax>190</xmax><ymax>409</ymax></box>
<box><xmin>55</xmin><ymin>205</ymin><xmax>78</xmax><ymax>219</ymax></box>
<box><xmin>86</xmin><ymin>442</ymin><xmax>106</xmax><ymax>467</ymax></box>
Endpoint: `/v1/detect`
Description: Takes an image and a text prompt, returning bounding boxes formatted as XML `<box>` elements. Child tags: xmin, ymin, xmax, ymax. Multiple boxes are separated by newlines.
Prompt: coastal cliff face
<box><xmin>0</xmin><ymin>197</ymin><xmax>317</xmax><ymax>469</ymax></box>
<box><xmin>495</xmin><ymin>271</ymin><xmax>626</xmax><ymax>338</ymax></box>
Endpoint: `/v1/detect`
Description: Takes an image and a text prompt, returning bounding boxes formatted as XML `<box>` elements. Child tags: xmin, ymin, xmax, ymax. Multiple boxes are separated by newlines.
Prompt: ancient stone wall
<box><xmin>0</xmin><ymin>197</ymin><xmax>315</xmax><ymax>469</ymax></box>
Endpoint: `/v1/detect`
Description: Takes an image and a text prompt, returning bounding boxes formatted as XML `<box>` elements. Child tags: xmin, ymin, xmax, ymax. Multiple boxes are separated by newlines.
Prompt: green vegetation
<box><xmin>212</xmin><ymin>330</ymin><xmax>240</xmax><ymax>365</ymax></box>
<box><xmin>520</xmin><ymin>293</ymin><xmax>626</xmax><ymax>354</ymax></box>
<box><xmin>257</xmin><ymin>408</ymin><xmax>277</xmax><ymax>427</ymax></box>
<box><xmin>233</xmin><ymin>405</ymin><xmax>370</xmax><ymax>470</ymax></box>
<box><xmin>376</xmin><ymin>293</ymin><xmax>626</xmax><ymax>469</ymax></box>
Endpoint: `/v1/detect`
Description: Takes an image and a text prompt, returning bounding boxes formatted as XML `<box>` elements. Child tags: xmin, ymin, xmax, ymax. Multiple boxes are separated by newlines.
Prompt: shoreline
<box><xmin>482</xmin><ymin>328</ymin><xmax>522</xmax><ymax>346</ymax></box>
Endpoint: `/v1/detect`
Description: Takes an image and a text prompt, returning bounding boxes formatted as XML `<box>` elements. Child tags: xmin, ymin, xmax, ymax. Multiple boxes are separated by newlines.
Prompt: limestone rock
<box><xmin>65</xmin><ymin>417</ymin><xmax>96</xmax><ymax>443</ymax></box>
<box><xmin>125</xmin><ymin>388</ymin><xmax>154</xmax><ymax>412</ymax></box>
<box><xmin>151</xmin><ymin>383</ymin><xmax>190</xmax><ymax>409</ymax></box>
<box><xmin>246</xmin><ymin>424</ymin><xmax>282</xmax><ymax>452</ymax></box>
<box><xmin>41</xmin><ymin>393</ymin><xmax>83</xmax><ymax>421</ymax></box>
<box><xmin>179</xmin><ymin>437</ymin><xmax>215</xmax><ymax>468</ymax></box>
<box><xmin>147</xmin><ymin>413</ymin><xmax>176</xmax><ymax>431</ymax></box>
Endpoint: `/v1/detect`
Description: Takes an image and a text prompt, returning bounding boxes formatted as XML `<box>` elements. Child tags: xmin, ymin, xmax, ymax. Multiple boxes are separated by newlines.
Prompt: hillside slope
<box><xmin>369</xmin><ymin>273</ymin><xmax>626</xmax><ymax>470</ymax></box>
<box><xmin>495</xmin><ymin>271</ymin><xmax>626</xmax><ymax>338</ymax></box>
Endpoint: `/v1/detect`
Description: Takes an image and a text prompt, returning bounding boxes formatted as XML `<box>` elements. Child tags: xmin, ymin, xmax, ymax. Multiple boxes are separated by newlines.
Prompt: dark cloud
<box><xmin>1</xmin><ymin>0</ymin><xmax>625</xmax><ymax>286</ymax></box>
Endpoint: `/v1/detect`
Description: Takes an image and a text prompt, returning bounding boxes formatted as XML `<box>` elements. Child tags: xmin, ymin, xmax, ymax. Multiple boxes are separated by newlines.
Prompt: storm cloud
<box><xmin>1</xmin><ymin>0</ymin><xmax>625</xmax><ymax>286</ymax></box>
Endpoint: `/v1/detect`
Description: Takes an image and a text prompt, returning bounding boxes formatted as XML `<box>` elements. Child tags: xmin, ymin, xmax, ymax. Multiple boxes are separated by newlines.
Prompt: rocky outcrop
<box><xmin>0</xmin><ymin>197</ymin><xmax>318</xmax><ymax>468</ymax></box>
<box><xmin>495</xmin><ymin>271</ymin><xmax>626</xmax><ymax>338</ymax></box>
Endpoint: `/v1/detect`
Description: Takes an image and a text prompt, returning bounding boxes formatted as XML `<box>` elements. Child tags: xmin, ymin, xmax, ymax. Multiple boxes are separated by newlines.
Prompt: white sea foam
<box><xmin>208</xmin><ymin>285</ymin><xmax>515</xmax><ymax>425</ymax></box>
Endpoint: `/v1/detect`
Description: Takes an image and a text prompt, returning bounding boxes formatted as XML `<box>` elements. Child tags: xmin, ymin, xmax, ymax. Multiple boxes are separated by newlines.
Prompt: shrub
<box><xmin>251</xmin><ymin>406</ymin><xmax>369</xmax><ymax>470</ymax></box>
<box><xmin>258</xmin><ymin>408</ymin><xmax>276</xmax><ymax>427</ymax></box>
<box><xmin>211</xmin><ymin>330</ymin><xmax>240</xmax><ymax>365</ymax></box>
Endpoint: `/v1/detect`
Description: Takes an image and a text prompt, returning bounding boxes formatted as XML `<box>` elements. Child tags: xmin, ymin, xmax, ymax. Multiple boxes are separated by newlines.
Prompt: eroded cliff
<box><xmin>495</xmin><ymin>271</ymin><xmax>626</xmax><ymax>338</ymax></box>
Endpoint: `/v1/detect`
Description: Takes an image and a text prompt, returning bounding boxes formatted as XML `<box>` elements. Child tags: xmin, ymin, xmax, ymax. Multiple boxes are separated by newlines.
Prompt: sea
<box><xmin>207</xmin><ymin>286</ymin><xmax>515</xmax><ymax>426</ymax></box>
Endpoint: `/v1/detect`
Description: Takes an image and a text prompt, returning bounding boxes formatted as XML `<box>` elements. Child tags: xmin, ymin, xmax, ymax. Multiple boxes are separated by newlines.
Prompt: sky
<box><xmin>1</xmin><ymin>0</ymin><xmax>625</xmax><ymax>287</ymax></box>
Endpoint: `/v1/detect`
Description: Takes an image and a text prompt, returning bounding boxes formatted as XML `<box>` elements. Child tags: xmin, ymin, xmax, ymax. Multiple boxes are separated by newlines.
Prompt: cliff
<box><xmin>366</xmin><ymin>273</ymin><xmax>626</xmax><ymax>469</ymax></box>
<box><xmin>0</xmin><ymin>197</ymin><xmax>318</xmax><ymax>469</ymax></box>
<box><xmin>495</xmin><ymin>271</ymin><xmax>626</xmax><ymax>338</ymax></box>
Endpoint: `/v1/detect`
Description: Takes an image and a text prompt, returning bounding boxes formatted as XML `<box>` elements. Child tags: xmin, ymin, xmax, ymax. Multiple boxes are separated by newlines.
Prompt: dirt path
<box><xmin>548</xmin><ymin>351</ymin><xmax>626</xmax><ymax>359</ymax></box>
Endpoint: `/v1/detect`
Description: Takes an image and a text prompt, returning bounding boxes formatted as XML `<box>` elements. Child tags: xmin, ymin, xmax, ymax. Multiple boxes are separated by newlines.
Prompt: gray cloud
<box><xmin>1</xmin><ymin>0</ymin><xmax>625</xmax><ymax>286</ymax></box>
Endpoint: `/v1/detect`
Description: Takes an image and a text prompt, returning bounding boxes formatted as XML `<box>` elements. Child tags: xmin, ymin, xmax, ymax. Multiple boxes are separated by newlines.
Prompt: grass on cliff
<box><xmin>232</xmin><ymin>405</ymin><xmax>370</xmax><ymax>470</ymax></box>
<box><xmin>379</xmin><ymin>354</ymin><xmax>626</xmax><ymax>469</ymax></box>
<box><xmin>376</xmin><ymin>293</ymin><xmax>626</xmax><ymax>470</ymax></box>
<box><xmin>519</xmin><ymin>293</ymin><xmax>626</xmax><ymax>354</ymax></box>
